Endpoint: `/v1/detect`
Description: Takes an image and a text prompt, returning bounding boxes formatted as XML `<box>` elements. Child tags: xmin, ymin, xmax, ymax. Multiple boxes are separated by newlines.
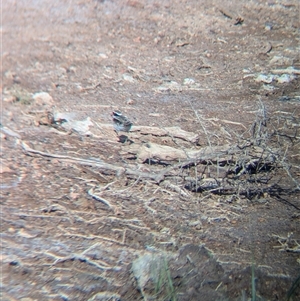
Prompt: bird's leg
<box><xmin>114</xmin><ymin>129</ymin><xmax>121</xmax><ymax>141</ymax></box>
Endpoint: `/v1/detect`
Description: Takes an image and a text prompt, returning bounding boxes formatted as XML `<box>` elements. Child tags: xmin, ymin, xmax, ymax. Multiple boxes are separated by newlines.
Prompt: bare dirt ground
<box><xmin>1</xmin><ymin>0</ymin><xmax>300</xmax><ymax>300</ymax></box>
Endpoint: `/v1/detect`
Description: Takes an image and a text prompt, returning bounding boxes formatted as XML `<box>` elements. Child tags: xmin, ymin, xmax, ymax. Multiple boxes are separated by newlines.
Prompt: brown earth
<box><xmin>1</xmin><ymin>0</ymin><xmax>300</xmax><ymax>300</ymax></box>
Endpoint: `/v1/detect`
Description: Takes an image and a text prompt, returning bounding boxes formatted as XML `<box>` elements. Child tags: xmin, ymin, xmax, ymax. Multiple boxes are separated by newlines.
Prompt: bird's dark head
<box><xmin>112</xmin><ymin>110</ymin><xmax>122</xmax><ymax>117</ymax></box>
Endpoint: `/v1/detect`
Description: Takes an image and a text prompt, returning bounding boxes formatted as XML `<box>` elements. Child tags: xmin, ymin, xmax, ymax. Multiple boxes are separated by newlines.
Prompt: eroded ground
<box><xmin>1</xmin><ymin>0</ymin><xmax>300</xmax><ymax>300</ymax></box>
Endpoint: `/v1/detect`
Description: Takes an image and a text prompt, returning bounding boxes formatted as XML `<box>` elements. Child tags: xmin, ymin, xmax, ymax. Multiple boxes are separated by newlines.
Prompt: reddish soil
<box><xmin>2</xmin><ymin>1</ymin><xmax>300</xmax><ymax>300</ymax></box>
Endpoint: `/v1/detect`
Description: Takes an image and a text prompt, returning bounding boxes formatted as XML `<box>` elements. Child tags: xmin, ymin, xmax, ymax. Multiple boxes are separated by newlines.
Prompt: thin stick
<box><xmin>87</xmin><ymin>188</ymin><xmax>114</xmax><ymax>209</ymax></box>
<box><xmin>186</xmin><ymin>99</ymin><xmax>212</xmax><ymax>149</ymax></box>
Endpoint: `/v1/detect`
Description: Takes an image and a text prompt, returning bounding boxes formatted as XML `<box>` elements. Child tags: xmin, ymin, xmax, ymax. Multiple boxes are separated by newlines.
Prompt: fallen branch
<box><xmin>45</xmin><ymin>251</ymin><xmax>121</xmax><ymax>271</ymax></box>
<box><xmin>21</xmin><ymin>141</ymin><xmax>163</xmax><ymax>182</ymax></box>
<box><xmin>22</xmin><ymin>139</ymin><xmax>278</xmax><ymax>186</ymax></box>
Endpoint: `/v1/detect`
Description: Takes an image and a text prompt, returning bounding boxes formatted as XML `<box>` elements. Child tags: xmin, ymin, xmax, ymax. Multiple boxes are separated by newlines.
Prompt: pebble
<box><xmin>32</xmin><ymin>92</ymin><xmax>54</xmax><ymax>106</ymax></box>
<box><xmin>126</xmin><ymin>98</ymin><xmax>135</xmax><ymax>105</ymax></box>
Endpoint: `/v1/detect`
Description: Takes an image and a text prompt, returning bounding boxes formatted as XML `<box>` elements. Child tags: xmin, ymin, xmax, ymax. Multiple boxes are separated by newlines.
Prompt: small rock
<box><xmin>8</xmin><ymin>227</ymin><xmax>15</xmax><ymax>233</ymax></box>
<box><xmin>98</xmin><ymin>53</ymin><xmax>108</xmax><ymax>59</ymax></box>
<box><xmin>262</xmin><ymin>84</ymin><xmax>275</xmax><ymax>91</ymax></box>
<box><xmin>132</xmin><ymin>253</ymin><xmax>169</xmax><ymax>293</ymax></box>
<box><xmin>188</xmin><ymin>220</ymin><xmax>201</xmax><ymax>227</ymax></box>
<box><xmin>264</xmin><ymin>22</ymin><xmax>273</xmax><ymax>31</ymax></box>
<box><xmin>68</xmin><ymin>66</ymin><xmax>77</xmax><ymax>73</ymax></box>
<box><xmin>200</xmin><ymin>215</ymin><xmax>208</xmax><ymax>221</ymax></box>
<box><xmin>122</xmin><ymin>73</ymin><xmax>135</xmax><ymax>83</ymax></box>
<box><xmin>4</xmin><ymin>70</ymin><xmax>16</xmax><ymax>80</ymax></box>
<box><xmin>183</xmin><ymin>78</ymin><xmax>195</xmax><ymax>85</ymax></box>
<box><xmin>276</xmin><ymin>74</ymin><xmax>295</xmax><ymax>84</ymax></box>
<box><xmin>32</xmin><ymin>92</ymin><xmax>54</xmax><ymax>106</ymax></box>
<box><xmin>149</xmin><ymin>113</ymin><xmax>161</xmax><ymax>117</ymax></box>
<box><xmin>278</xmin><ymin>96</ymin><xmax>291</xmax><ymax>102</ymax></box>
<box><xmin>269</xmin><ymin>55</ymin><xmax>292</xmax><ymax>66</ymax></box>
<box><xmin>255</xmin><ymin>74</ymin><xmax>275</xmax><ymax>84</ymax></box>
<box><xmin>0</xmin><ymin>164</ymin><xmax>14</xmax><ymax>173</ymax></box>
<box><xmin>18</xmin><ymin>228</ymin><xmax>36</xmax><ymax>238</ymax></box>
<box><xmin>126</xmin><ymin>98</ymin><xmax>135</xmax><ymax>105</ymax></box>
<box><xmin>3</xmin><ymin>95</ymin><xmax>17</xmax><ymax>103</ymax></box>
<box><xmin>154</xmin><ymin>81</ymin><xmax>182</xmax><ymax>92</ymax></box>
<box><xmin>189</xmin><ymin>221</ymin><xmax>202</xmax><ymax>230</ymax></box>
<box><xmin>35</xmin><ymin>62</ymin><xmax>44</xmax><ymax>71</ymax></box>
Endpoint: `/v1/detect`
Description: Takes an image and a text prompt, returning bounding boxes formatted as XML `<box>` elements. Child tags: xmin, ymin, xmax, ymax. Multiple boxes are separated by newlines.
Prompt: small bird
<box><xmin>111</xmin><ymin>110</ymin><xmax>133</xmax><ymax>134</ymax></box>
